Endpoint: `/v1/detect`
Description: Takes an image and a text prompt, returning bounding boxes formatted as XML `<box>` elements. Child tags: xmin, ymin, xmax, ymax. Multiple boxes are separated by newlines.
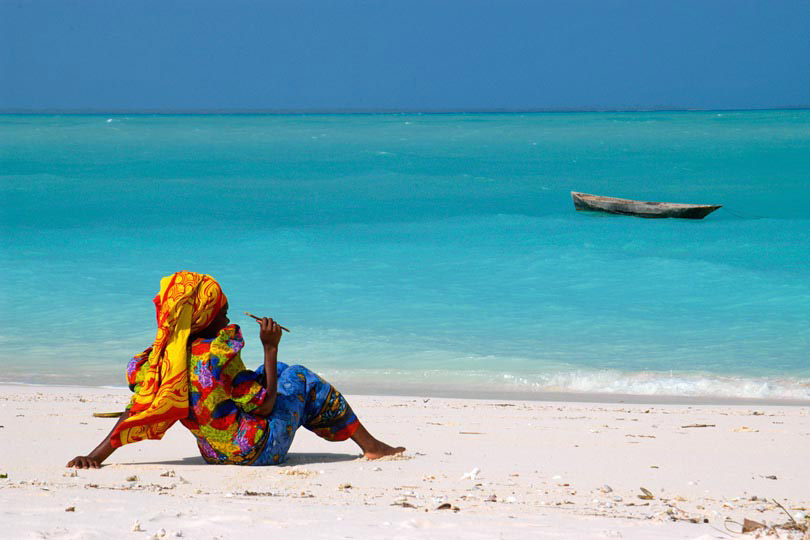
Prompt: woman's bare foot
<box><xmin>351</xmin><ymin>422</ymin><xmax>406</xmax><ymax>459</ymax></box>
<box><xmin>362</xmin><ymin>440</ymin><xmax>406</xmax><ymax>460</ymax></box>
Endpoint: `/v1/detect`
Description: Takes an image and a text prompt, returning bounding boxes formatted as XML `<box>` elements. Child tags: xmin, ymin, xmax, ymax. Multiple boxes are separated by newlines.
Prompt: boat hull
<box><xmin>571</xmin><ymin>192</ymin><xmax>721</xmax><ymax>219</ymax></box>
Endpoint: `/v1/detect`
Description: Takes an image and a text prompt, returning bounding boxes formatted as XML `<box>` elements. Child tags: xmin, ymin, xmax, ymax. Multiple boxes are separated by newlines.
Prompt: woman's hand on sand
<box><xmin>66</xmin><ymin>455</ymin><xmax>103</xmax><ymax>469</ymax></box>
<box><xmin>257</xmin><ymin>317</ymin><xmax>283</xmax><ymax>349</ymax></box>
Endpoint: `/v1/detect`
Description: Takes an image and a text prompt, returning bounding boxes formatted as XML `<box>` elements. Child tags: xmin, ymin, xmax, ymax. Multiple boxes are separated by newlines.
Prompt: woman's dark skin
<box><xmin>67</xmin><ymin>304</ymin><xmax>404</xmax><ymax>468</ymax></box>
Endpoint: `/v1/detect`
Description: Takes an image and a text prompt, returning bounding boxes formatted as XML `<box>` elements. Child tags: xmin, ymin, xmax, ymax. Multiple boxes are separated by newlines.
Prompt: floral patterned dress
<box><xmin>126</xmin><ymin>324</ymin><xmax>359</xmax><ymax>465</ymax></box>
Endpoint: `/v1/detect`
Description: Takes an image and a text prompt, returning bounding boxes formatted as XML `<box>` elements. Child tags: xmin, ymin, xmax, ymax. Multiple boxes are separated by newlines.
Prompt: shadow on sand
<box><xmin>124</xmin><ymin>452</ymin><xmax>360</xmax><ymax>467</ymax></box>
<box><xmin>281</xmin><ymin>452</ymin><xmax>360</xmax><ymax>466</ymax></box>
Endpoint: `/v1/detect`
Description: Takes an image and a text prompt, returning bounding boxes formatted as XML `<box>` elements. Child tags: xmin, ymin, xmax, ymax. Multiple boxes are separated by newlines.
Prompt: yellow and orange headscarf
<box><xmin>111</xmin><ymin>271</ymin><xmax>227</xmax><ymax>448</ymax></box>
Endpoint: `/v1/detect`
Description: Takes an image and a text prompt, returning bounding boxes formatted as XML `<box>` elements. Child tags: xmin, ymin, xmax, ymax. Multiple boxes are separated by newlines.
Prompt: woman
<box><xmin>67</xmin><ymin>271</ymin><xmax>404</xmax><ymax>468</ymax></box>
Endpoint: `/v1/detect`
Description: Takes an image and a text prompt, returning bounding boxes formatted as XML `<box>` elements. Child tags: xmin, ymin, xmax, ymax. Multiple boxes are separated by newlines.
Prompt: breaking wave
<box><xmin>320</xmin><ymin>368</ymin><xmax>810</xmax><ymax>402</ymax></box>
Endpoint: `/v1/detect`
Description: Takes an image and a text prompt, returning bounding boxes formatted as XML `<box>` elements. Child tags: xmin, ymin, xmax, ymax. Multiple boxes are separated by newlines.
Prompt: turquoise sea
<box><xmin>1</xmin><ymin>111</ymin><xmax>809</xmax><ymax>400</ymax></box>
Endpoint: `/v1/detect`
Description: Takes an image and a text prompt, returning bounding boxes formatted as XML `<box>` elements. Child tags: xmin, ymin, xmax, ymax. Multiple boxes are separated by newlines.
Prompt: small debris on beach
<box><xmin>681</xmin><ymin>424</ymin><xmax>715</xmax><ymax>428</ymax></box>
<box><xmin>461</xmin><ymin>467</ymin><xmax>480</xmax><ymax>481</ymax></box>
<box><xmin>125</xmin><ymin>475</ymin><xmax>139</xmax><ymax>482</ymax></box>
<box><xmin>741</xmin><ymin>518</ymin><xmax>766</xmax><ymax>533</ymax></box>
<box><xmin>243</xmin><ymin>490</ymin><xmax>278</xmax><ymax>497</ymax></box>
<box><xmin>638</xmin><ymin>487</ymin><xmax>655</xmax><ymax>500</ymax></box>
<box><xmin>281</xmin><ymin>468</ymin><xmax>317</xmax><ymax>477</ymax></box>
<box><xmin>65</xmin><ymin>506</ymin><xmax>75</xmax><ymax>512</ymax></box>
<box><xmin>391</xmin><ymin>497</ymin><xmax>417</xmax><ymax>509</ymax></box>
<box><xmin>131</xmin><ymin>520</ymin><xmax>144</xmax><ymax>532</ymax></box>
<box><xmin>160</xmin><ymin>470</ymin><xmax>176</xmax><ymax>477</ymax></box>
<box><xmin>733</xmin><ymin>426</ymin><xmax>759</xmax><ymax>432</ymax></box>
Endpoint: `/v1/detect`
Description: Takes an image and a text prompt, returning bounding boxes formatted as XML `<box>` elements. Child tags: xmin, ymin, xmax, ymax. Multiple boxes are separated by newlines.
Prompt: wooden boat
<box><xmin>571</xmin><ymin>191</ymin><xmax>721</xmax><ymax>219</ymax></box>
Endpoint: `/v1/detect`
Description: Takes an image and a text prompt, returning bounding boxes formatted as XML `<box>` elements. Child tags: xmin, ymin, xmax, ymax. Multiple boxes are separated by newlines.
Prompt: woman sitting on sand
<box><xmin>67</xmin><ymin>271</ymin><xmax>404</xmax><ymax>468</ymax></box>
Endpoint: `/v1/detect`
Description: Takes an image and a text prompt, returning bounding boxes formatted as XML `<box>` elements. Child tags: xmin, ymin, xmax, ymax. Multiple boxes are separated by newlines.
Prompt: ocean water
<box><xmin>1</xmin><ymin>111</ymin><xmax>809</xmax><ymax>401</ymax></box>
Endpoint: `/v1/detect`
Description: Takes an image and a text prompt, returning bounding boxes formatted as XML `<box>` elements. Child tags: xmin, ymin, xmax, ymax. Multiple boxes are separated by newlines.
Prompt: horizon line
<box><xmin>2</xmin><ymin>105</ymin><xmax>809</xmax><ymax>115</ymax></box>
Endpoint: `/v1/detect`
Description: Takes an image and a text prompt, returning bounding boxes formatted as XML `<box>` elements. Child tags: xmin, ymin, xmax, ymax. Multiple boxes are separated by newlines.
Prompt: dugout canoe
<box><xmin>571</xmin><ymin>191</ymin><xmax>721</xmax><ymax>219</ymax></box>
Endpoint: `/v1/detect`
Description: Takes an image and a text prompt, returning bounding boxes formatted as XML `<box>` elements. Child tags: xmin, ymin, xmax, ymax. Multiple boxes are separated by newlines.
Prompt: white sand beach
<box><xmin>1</xmin><ymin>384</ymin><xmax>808</xmax><ymax>539</ymax></box>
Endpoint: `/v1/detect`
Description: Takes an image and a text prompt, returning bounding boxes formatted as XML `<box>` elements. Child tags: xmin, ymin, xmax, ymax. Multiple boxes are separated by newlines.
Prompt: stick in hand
<box><xmin>244</xmin><ymin>312</ymin><xmax>290</xmax><ymax>332</ymax></box>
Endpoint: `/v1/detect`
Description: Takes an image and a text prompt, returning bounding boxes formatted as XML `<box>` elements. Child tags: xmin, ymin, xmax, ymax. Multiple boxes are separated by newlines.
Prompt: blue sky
<box><xmin>2</xmin><ymin>0</ymin><xmax>809</xmax><ymax>111</ymax></box>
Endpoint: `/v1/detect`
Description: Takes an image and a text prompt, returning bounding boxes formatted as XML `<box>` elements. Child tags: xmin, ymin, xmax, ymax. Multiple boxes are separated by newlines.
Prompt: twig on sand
<box><xmin>772</xmin><ymin>498</ymin><xmax>799</xmax><ymax>527</ymax></box>
<box><xmin>724</xmin><ymin>499</ymin><xmax>808</xmax><ymax>537</ymax></box>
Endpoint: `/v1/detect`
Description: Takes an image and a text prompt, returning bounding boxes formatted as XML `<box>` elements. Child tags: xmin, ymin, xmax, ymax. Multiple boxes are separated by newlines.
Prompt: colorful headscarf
<box><xmin>111</xmin><ymin>271</ymin><xmax>227</xmax><ymax>448</ymax></box>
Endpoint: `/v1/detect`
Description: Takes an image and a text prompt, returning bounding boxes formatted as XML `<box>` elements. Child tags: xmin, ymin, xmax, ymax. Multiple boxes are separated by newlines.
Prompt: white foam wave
<box><xmin>3</xmin><ymin>362</ymin><xmax>808</xmax><ymax>402</ymax></box>
<box><xmin>321</xmin><ymin>368</ymin><xmax>810</xmax><ymax>402</ymax></box>
<box><xmin>516</xmin><ymin>370</ymin><xmax>810</xmax><ymax>400</ymax></box>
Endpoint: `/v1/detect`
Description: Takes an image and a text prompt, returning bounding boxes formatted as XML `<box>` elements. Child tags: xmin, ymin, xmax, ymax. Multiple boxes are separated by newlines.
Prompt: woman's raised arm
<box><xmin>251</xmin><ymin>317</ymin><xmax>282</xmax><ymax>417</ymax></box>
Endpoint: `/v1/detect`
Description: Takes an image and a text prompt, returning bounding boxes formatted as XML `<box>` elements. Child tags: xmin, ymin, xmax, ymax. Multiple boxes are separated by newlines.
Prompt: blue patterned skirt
<box><xmin>250</xmin><ymin>362</ymin><xmax>359</xmax><ymax>466</ymax></box>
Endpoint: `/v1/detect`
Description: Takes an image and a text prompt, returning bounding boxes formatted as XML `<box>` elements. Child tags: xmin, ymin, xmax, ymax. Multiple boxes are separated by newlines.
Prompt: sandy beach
<box><xmin>1</xmin><ymin>384</ymin><xmax>808</xmax><ymax>539</ymax></box>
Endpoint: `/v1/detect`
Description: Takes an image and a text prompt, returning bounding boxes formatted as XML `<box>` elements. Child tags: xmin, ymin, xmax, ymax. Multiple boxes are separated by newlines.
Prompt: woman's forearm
<box><xmin>254</xmin><ymin>317</ymin><xmax>282</xmax><ymax>417</ymax></box>
<box><xmin>254</xmin><ymin>345</ymin><xmax>278</xmax><ymax>416</ymax></box>
<box><xmin>67</xmin><ymin>409</ymin><xmax>130</xmax><ymax>468</ymax></box>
